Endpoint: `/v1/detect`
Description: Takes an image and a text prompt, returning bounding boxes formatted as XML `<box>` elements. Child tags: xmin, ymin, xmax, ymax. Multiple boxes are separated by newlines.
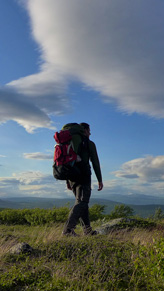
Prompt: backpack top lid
<box><xmin>62</xmin><ymin>123</ymin><xmax>84</xmax><ymax>136</ymax></box>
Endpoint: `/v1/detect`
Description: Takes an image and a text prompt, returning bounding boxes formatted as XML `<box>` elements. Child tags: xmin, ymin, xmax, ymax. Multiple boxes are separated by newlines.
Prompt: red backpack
<box><xmin>53</xmin><ymin>123</ymin><xmax>84</xmax><ymax>181</ymax></box>
<box><xmin>53</xmin><ymin>130</ymin><xmax>77</xmax><ymax>166</ymax></box>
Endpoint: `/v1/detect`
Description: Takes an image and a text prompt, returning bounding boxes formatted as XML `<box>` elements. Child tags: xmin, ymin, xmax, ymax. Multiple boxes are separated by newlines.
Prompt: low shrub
<box><xmin>0</xmin><ymin>204</ymin><xmax>106</xmax><ymax>226</ymax></box>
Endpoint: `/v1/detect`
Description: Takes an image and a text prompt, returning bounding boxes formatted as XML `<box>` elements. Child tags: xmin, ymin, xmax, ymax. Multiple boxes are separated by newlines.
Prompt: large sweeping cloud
<box><xmin>1</xmin><ymin>0</ymin><xmax>164</xmax><ymax>132</ymax></box>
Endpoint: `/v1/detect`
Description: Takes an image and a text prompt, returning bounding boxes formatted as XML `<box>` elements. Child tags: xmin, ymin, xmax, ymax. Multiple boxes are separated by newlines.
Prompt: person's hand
<box><xmin>98</xmin><ymin>182</ymin><xmax>103</xmax><ymax>191</ymax></box>
<box><xmin>66</xmin><ymin>180</ymin><xmax>72</xmax><ymax>190</ymax></box>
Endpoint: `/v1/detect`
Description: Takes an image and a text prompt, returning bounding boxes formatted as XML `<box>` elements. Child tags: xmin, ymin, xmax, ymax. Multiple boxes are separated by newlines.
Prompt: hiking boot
<box><xmin>62</xmin><ymin>229</ymin><xmax>79</xmax><ymax>237</ymax></box>
<box><xmin>83</xmin><ymin>227</ymin><xmax>98</xmax><ymax>236</ymax></box>
<box><xmin>85</xmin><ymin>230</ymin><xmax>98</xmax><ymax>236</ymax></box>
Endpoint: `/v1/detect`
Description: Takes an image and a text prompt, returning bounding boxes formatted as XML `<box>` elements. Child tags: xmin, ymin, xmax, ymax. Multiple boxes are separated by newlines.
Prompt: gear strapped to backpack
<box><xmin>53</xmin><ymin>123</ymin><xmax>84</xmax><ymax>181</ymax></box>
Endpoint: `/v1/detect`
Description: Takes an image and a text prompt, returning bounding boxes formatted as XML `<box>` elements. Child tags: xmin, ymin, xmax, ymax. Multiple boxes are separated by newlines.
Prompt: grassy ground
<box><xmin>1</xmin><ymin>222</ymin><xmax>164</xmax><ymax>290</ymax></box>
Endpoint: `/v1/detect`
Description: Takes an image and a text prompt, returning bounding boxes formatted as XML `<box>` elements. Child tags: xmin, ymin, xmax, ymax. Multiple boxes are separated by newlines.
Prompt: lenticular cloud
<box><xmin>21</xmin><ymin>0</ymin><xmax>164</xmax><ymax>118</ymax></box>
<box><xmin>1</xmin><ymin>0</ymin><xmax>164</xmax><ymax>132</ymax></box>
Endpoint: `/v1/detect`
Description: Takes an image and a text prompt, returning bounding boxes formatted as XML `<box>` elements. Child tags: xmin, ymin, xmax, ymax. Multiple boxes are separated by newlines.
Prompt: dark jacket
<box><xmin>80</xmin><ymin>139</ymin><xmax>102</xmax><ymax>183</ymax></box>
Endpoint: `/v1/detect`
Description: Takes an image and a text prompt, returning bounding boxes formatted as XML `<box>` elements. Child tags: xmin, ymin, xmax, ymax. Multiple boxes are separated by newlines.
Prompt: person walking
<box><xmin>62</xmin><ymin>122</ymin><xmax>103</xmax><ymax>236</ymax></box>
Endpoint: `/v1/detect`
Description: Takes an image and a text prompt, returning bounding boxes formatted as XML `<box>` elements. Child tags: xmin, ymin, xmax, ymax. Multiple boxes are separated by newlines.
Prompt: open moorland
<box><xmin>1</xmin><ymin>205</ymin><xmax>164</xmax><ymax>290</ymax></box>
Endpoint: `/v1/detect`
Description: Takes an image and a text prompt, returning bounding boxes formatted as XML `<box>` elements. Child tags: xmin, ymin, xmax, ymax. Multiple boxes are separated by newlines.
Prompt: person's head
<box><xmin>80</xmin><ymin>122</ymin><xmax>91</xmax><ymax>138</ymax></box>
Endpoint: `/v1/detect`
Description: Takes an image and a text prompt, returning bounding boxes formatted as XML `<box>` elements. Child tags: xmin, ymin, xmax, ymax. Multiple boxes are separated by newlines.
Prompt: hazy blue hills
<box><xmin>102</xmin><ymin>193</ymin><xmax>164</xmax><ymax>205</ymax></box>
<box><xmin>0</xmin><ymin>197</ymin><xmax>117</xmax><ymax>210</ymax></box>
<box><xmin>0</xmin><ymin>198</ymin><xmax>20</xmax><ymax>209</ymax></box>
<box><xmin>1</xmin><ymin>196</ymin><xmax>164</xmax><ymax>217</ymax></box>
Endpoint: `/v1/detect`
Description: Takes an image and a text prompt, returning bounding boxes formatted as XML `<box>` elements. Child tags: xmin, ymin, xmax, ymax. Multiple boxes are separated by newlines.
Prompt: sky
<box><xmin>0</xmin><ymin>0</ymin><xmax>164</xmax><ymax>202</ymax></box>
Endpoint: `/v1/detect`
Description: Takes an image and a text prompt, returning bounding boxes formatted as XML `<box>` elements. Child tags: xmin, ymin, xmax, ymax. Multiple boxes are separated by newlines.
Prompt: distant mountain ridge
<box><xmin>101</xmin><ymin>193</ymin><xmax>164</xmax><ymax>205</ymax></box>
<box><xmin>1</xmin><ymin>196</ymin><xmax>164</xmax><ymax>218</ymax></box>
<box><xmin>2</xmin><ymin>193</ymin><xmax>164</xmax><ymax>206</ymax></box>
<box><xmin>0</xmin><ymin>198</ymin><xmax>20</xmax><ymax>209</ymax></box>
<box><xmin>0</xmin><ymin>197</ymin><xmax>116</xmax><ymax>210</ymax></box>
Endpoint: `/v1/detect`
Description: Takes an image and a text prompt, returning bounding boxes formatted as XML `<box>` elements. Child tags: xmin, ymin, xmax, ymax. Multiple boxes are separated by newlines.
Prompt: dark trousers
<box><xmin>63</xmin><ymin>178</ymin><xmax>91</xmax><ymax>232</ymax></box>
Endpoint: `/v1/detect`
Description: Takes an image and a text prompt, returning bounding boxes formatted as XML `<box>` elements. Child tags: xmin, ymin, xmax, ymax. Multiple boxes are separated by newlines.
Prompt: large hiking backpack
<box><xmin>53</xmin><ymin>123</ymin><xmax>84</xmax><ymax>181</ymax></box>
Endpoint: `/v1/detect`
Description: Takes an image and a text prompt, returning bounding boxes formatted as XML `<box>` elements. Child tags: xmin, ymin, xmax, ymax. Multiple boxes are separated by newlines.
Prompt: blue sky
<box><xmin>1</xmin><ymin>0</ymin><xmax>164</xmax><ymax>201</ymax></box>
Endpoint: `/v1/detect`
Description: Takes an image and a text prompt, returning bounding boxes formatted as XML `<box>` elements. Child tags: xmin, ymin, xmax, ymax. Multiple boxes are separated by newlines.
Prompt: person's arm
<box><xmin>89</xmin><ymin>141</ymin><xmax>103</xmax><ymax>191</ymax></box>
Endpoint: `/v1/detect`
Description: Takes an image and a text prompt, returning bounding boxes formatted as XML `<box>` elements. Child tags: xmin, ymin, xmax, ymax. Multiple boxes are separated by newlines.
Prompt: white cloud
<box><xmin>89</xmin><ymin>155</ymin><xmax>164</xmax><ymax>199</ymax></box>
<box><xmin>12</xmin><ymin>171</ymin><xmax>52</xmax><ymax>185</ymax></box>
<box><xmin>0</xmin><ymin>88</ymin><xmax>55</xmax><ymax>133</ymax></box>
<box><xmin>1</xmin><ymin>0</ymin><xmax>164</xmax><ymax>133</ymax></box>
<box><xmin>114</xmin><ymin>156</ymin><xmax>164</xmax><ymax>183</ymax></box>
<box><xmin>0</xmin><ymin>171</ymin><xmax>67</xmax><ymax>198</ymax></box>
<box><xmin>0</xmin><ymin>73</ymin><xmax>71</xmax><ymax>132</ymax></box>
<box><xmin>1</xmin><ymin>160</ymin><xmax>164</xmax><ymax>198</ymax></box>
<box><xmin>7</xmin><ymin>66</ymin><xmax>70</xmax><ymax>115</ymax></box>
<box><xmin>23</xmin><ymin>0</ymin><xmax>164</xmax><ymax>118</ymax></box>
<box><xmin>23</xmin><ymin>152</ymin><xmax>53</xmax><ymax>160</ymax></box>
